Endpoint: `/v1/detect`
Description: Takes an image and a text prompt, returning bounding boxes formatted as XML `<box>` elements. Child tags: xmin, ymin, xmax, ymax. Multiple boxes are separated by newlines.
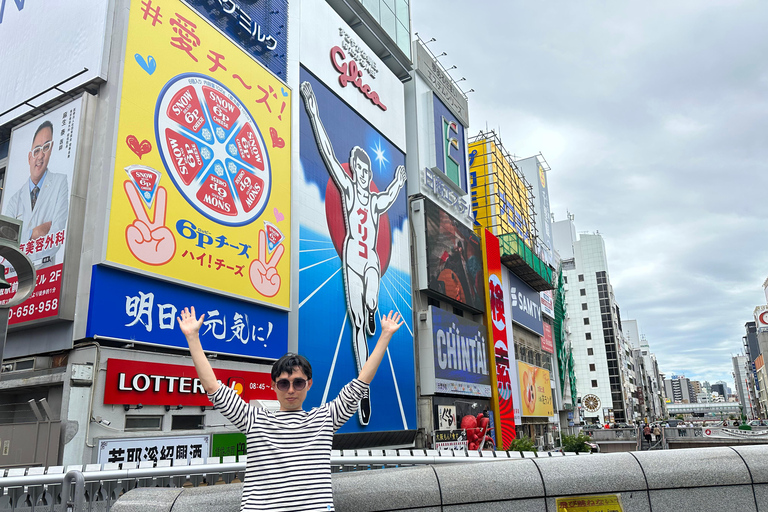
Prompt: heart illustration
<box><xmin>269</xmin><ymin>127</ymin><xmax>285</xmax><ymax>149</ymax></box>
<box><xmin>126</xmin><ymin>135</ymin><xmax>152</xmax><ymax>159</ymax></box>
<box><xmin>135</xmin><ymin>54</ymin><xmax>157</xmax><ymax>75</ymax></box>
<box><xmin>273</xmin><ymin>207</ymin><xmax>285</xmax><ymax>222</ymax></box>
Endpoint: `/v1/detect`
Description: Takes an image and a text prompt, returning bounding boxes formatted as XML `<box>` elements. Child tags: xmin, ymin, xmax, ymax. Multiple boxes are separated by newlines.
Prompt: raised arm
<box><xmin>300</xmin><ymin>81</ymin><xmax>352</xmax><ymax>195</ymax></box>
<box><xmin>179</xmin><ymin>307</ymin><xmax>220</xmax><ymax>394</ymax></box>
<box><xmin>358</xmin><ymin>311</ymin><xmax>404</xmax><ymax>383</ymax></box>
<box><xmin>373</xmin><ymin>165</ymin><xmax>406</xmax><ymax>214</ymax></box>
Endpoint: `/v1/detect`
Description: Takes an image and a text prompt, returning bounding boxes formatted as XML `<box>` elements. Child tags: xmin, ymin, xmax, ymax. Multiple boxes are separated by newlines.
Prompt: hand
<box><xmin>249</xmin><ymin>229</ymin><xmax>284</xmax><ymax>297</ymax></box>
<box><xmin>395</xmin><ymin>165</ymin><xmax>406</xmax><ymax>187</ymax></box>
<box><xmin>300</xmin><ymin>82</ymin><xmax>318</xmax><ymax>116</ymax></box>
<box><xmin>124</xmin><ymin>181</ymin><xmax>176</xmax><ymax>265</ymax></box>
<box><xmin>380</xmin><ymin>310</ymin><xmax>404</xmax><ymax>338</ymax></box>
<box><xmin>31</xmin><ymin>221</ymin><xmax>52</xmax><ymax>240</ymax></box>
<box><xmin>178</xmin><ymin>306</ymin><xmax>205</xmax><ymax>339</ymax></box>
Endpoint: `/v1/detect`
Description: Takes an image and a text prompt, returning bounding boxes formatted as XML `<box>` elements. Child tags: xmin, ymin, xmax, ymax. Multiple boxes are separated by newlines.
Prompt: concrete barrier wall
<box><xmin>112</xmin><ymin>445</ymin><xmax>768</xmax><ymax>512</ymax></box>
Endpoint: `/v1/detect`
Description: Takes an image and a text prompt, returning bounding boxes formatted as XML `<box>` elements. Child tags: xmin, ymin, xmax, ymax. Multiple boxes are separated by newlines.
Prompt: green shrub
<box><xmin>562</xmin><ymin>432</ymin><xmax>594</xmax><ymax>453</ymax></box>
<box><xmin>506</xmin><ymin>436</ymin><xmax>537</xmax><ymax>453</ymax></box>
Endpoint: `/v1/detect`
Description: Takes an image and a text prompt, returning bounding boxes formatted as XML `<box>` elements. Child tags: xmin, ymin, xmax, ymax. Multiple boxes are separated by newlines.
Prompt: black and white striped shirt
<box><xmin>209</xmin><ymin>379</ymin><xmax>368</xmax><ymax>511</ymax></box>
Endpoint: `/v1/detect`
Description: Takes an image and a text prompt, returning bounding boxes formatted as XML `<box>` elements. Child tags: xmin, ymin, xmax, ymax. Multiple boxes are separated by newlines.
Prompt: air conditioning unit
<box><xmin>546</xmin><ymin>433</ymin><xmax>554</xmax><ymax>445</ymax></box>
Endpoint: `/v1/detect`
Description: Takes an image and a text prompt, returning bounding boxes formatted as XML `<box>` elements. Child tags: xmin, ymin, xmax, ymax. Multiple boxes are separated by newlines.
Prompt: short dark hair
<box><xmin>271</xmin><ymin>353</ymin><xmax>312</xmax><ymax>381</ymax></box>
<box><xmin>349</xmin><ymin>146</ymin><xmax>371</xmax><ymax>172</ymax></box>
<box><xmin>33</xmin><ymin>120</ymin><xmax>54</xmax><ymax>143</ymax></box>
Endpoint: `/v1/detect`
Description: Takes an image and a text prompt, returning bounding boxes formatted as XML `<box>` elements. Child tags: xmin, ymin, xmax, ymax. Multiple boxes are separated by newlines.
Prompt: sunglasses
<box><xmin>31</xmin><ymin>141</ymin><xmax>53</xmax><ymax>158</ymax></box>
<box><xmin>276</xmin><ymin>378</ymin><xmax>307</xmax><ymax>392</ymax></box>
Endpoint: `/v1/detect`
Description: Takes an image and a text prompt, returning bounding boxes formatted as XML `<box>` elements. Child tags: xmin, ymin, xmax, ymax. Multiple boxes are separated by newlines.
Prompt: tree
<box><xmin>506</xmin><ymin>436</ymin><xmax>537</xmax><ymax>453</ymax></box>
<box><xmin>561</xmin><ymin>433</ymin><xmax>594</xmax><ymax>453</ymax></box>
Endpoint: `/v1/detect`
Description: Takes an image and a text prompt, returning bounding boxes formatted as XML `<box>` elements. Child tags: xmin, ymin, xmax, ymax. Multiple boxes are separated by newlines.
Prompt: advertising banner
<box><xmin>541</xmin><ymin>322</ymin><xmax>554</xmax><ymax>354</ymax></box>
<box><xmin>181</xmin><ymin>0</ymin><xmax>288</xmax><ymax>81</ymax></box>
<box><xmin>517</xmin><ymin>157</ymin><xmax>553</xmax><ymax>265</ymax></box>
<box><xmin>501</xmin><ymin>269</ymin><xmax>523</xmax><ymax>425</ymax></box>
<box><xmin>437</xmin><ymin>405</ymin><xmax>457</xmax><ymax>430</ymax></box>
<box><xmin>425</xmin><ymin>198</ymin><xmax>484</xmax><ymax>311</ymax></box>
<box><xmin>297</xmin><ymin>67</ymin><xmax>414</xmax><ymax>433</ymax></box>
<box><xmin>518</xmin><ymin>361</ymin><xmax>554</xmax><ymax>417</ymax></box>
<box><xmin>430</xmin><ymin>306</ymin><xmax>491</xmax><ymax>397</ymax></box>
<box><xmin>103</xmin><ymin>358</ymin><xmax>275</xmax><ymax>406</ymax></box>
<box><xmin>211</xmin><ymin>432</ymin><xmax>246</xmax><ymax>461</ymax></box>
<box><xmin>432</xmin><ymin>95</ymin><xmax>467</xmax><ymax>192</ymax></box>
<box><xmin>555</xmin><ymin>495</ymin><xmax>624</xmax><ymax>512</ymax></box>
<box><xmin>434</xmin><ymin>430</ymin><xmax>467</xmax><ymax>451</ymax></box>
<box><xmin>0</xmin><ymin>0</ymin><xmax>108</xmax><ymax>124</ymax></box>
<box><xmin>0</xmin><ymin>97</ymin><xmax>83</xmax><ymax>324</ymax></box>
<box><xmin>86</xmin><ymin>265</ymin><xmax>287</xmax><ymax>359</ymax></box>
<box><xmin>481</xmin><ymin>230</ymin><xmax>516</xmax><ymax>447</ymax></box>
<box><xmin>105</xmin><ymin>0</ymin><xmax>291</xmax><ymax>308</ymax></box>
<box><xmin>299</xmin><ymin>0</ymin><xmax>405</xmax><ymax>150</ymax></box>
<box><xmin>540</xmin><ymin>290</ymin><xmax>554</xmax><ymax>319</ymax></box>
<box><xmin>506</xmin><ymin>269</ymin><xmax>544</xmax><ymax>336</ymax></box>
<box><xmin>702</xmin><ymin>427</ymin><xmax>768</xmax><ymax>439</ymax></box>
<box><xmin>97</xmin><ymin>435</ymin><xmax>209</xmax><ymax>465</ymax></box>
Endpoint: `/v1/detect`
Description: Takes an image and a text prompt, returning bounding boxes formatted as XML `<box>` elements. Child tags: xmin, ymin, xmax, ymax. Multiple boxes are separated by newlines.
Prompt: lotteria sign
<box><xmin>104</xmin><ymin>358</ymin><xmax>275</xmax><ymax>406</ymax></box>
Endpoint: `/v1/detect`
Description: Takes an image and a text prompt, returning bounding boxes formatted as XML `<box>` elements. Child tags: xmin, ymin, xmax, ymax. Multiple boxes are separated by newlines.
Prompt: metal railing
<box><xmin>0</xmin><ymin>449</ymin><xmax>586</xmax><ymax>511</ymax></box>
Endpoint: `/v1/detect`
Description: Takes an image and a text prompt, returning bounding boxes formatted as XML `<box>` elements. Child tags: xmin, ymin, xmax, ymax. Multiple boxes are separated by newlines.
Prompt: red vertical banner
<box><xmin>481</xmin><ymin>230</ymin><xmax>516</xmax><ymax>448</ymax></box>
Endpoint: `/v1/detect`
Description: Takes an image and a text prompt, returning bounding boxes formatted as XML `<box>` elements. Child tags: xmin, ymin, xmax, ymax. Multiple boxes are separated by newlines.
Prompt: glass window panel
<box><xmin>397</xmin><ymin>20</ymin><xmax>411</xmax><ymax>58</ymax></box>
<box><xmin>396</xmin><ymin>0</ymin><xmax>409</xmax><ymax>20</ymax></box>
<box><xmin>380</xmin><ymin>4</ymin><xmax>396</xmax><ymax>42</ymax></box>
<box><xmin>362</xmin><ymin>0</ymin><xmax>380</xmax><ymax>18</ymax></box>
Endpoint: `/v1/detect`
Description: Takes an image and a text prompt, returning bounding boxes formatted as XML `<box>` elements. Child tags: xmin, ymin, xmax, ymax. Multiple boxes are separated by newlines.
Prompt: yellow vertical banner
<box><xmin>106</xmin><ymin>0</ymin><xmax>291</xmax><ymax>308</ymax></box>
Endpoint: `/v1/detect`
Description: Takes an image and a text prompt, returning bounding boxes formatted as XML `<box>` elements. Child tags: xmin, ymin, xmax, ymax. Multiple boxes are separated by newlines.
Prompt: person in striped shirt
<box><xmin>178</xmin><ymin>306</ymin><xmax>403</xmax><ymax>511</ymax></box>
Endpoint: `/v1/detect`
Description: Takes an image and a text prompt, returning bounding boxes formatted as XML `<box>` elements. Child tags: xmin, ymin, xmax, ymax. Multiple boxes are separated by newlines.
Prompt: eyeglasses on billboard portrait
<box><xmin>31</xmin><ymin>141</ymin><xmax>53</xmax><ymax>158</ymax></box>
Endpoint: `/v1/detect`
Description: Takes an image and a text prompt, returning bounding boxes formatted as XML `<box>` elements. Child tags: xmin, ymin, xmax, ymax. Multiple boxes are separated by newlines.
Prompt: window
<box><xmin>580</xmin><ymin>288</ymin><xmax>586</xmax><ymax>296</ymax></box>
<box><xmin>563</xmin><ymin>276</ymin><xmax>568</xmax><ymax>283</ymax></box>
<box><xmin>589</xmin><ymin>364</ymin><xmax>596</xmax><ymax>371</ymax></box>
<box><xmin>585</xmin><ymin>333</ymin><xmax>592</xmax><ymax>340</ymax></box>
<box><xmin>578</xmin><ymin>274</ymin><xmax>584</xmax><ymax>282</ymax></box>
<box><xmin>171</xmin><ymin>415</ymin><xmax>205</xmax><ymax>430</ymax></box>
<box><xmin>427</xmin><ymin>296</ymin><xmax>439</xmax><ymax>308</ymax></box>
<box><xmin>583</xmin><ymin>318</ymin><xmax>590</xmax><ymax>325</ymax></box>
<box><xmin>587</xmin><ymin>348</ymin><xmax>594</xmax><ymax>356</ymax></box>
<box><xmin>591</xmin><ymin>380</ymin><xmax>598</xmax><ymax>388</ymax></box>
<box><xmin>582</xmin><ymin>303</ymin><xmax>588</xmax><ymax>310</ymax></box>
<box><xmin>453</xmin><ymin>307</ymin><xmax>463</xmax><ymax>317</ymax></box>
<box><xmin>125</xmin><ymin>416</ymin><xmax>162</xmax><ymax>431</ymax></box>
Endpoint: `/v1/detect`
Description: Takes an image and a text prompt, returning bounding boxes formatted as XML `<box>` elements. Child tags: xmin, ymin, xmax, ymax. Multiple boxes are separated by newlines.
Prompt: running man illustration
<box><xmin>301</xmin><ymin>81</ymin><xmax>406</xmax><ymax>425</ymax></box>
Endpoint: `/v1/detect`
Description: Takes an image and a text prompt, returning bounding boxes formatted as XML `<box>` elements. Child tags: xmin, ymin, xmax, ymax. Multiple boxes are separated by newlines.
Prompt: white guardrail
<box><xmin>0</xmin><ymin>449</ymin><xmax>586</xmax><ymax>511</ymax></box>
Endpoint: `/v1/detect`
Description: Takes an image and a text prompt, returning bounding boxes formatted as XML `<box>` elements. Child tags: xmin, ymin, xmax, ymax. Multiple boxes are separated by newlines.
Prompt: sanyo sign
<box><xmin>507</xmin><ymin>269</ymin><xmax>543</xmax><ymax>336</ymax></box>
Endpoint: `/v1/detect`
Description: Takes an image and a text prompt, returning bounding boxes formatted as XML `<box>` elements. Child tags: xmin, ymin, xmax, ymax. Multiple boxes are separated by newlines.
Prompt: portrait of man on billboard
<box><xmin>5</xmin><ymin>120</ymin><xmax>70</xmax><ymax>268</ymax></box>
<box><xmin>300</xmin><ymin>81</ymin><xmax>406</xmax><ymax>425</ymax></box>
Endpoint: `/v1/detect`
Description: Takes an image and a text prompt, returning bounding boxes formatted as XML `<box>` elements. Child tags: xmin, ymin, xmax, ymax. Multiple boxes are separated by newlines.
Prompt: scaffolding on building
<box><xmin>468</xmin><ymin>129</ymin><xmax>553</xmax><ymax>290</ymax></box>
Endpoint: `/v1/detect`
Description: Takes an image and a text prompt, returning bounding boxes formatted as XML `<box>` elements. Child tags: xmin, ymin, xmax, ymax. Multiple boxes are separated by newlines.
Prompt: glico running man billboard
<box><xmin>297</xmin><ymin>68</ymin><xmax>414</xmax><ymax>432</ymax></box>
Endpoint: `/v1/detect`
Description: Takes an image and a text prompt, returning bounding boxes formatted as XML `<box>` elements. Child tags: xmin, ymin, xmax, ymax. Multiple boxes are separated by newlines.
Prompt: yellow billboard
<box><xmin>469</xmin><ymin>136</ymin><xmax>533</xmax><ymax>247</ymax></box>
<box><xmin>518</xmin><ymin>361</ymin><xmax>554</xmax><ymax>417</ymax></box>
<box><xmin>106</xmin><ymin>0</ymin><xmax>291</xmax><ymax>308</ymax></box>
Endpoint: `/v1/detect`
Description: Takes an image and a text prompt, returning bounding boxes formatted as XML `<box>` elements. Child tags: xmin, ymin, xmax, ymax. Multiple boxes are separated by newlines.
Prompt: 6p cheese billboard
<box><xmin>105</xmin><ymin>0</ymin><xmax>291</xmax><ymax>309</ymax></box>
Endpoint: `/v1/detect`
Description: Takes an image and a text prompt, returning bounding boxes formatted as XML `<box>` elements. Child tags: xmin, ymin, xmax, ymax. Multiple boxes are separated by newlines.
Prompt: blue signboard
<box><xmin>431</xmin><ymin>306</ymin><xmax>491</xmax><ymax>397</ymax></box>
<box><xmin>297</xmin><ymin>66</ymin><xmax>415</xmax><ymax>433</ymax></box>
<box><xmin>505</xmin><ymin>269</ymin><xmax>544</xmax><ymax>336</ymax></box>
<box><xmin>86</xmin><ymin>265</ymin><xmax>288</xmax><ymax>359</ymax></box>
<box><xmin>182</xmin><ymin>0</ymin><xmax>288</xmax><ymax>82</ymax></box>
<box><xmin>432</xmin><ymin>94</ymin><xmax>467</xmax><ymax>192</ymax></box>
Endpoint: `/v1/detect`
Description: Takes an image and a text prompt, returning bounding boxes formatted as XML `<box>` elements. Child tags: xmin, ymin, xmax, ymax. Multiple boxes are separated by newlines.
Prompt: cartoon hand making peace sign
<box><xmin>124</xmin><ymin>181</ymin><xmax>176</xmax><ymax>265</ymax></box>
<box><xmin>249</xmin><ymin>229</ymin><xmax>284</xmax><ymax>297</ymax></box>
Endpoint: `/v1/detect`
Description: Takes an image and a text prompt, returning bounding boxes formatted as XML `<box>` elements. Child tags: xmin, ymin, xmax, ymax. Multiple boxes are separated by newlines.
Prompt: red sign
<box><xmin>0</xmin><ymin>264</ymin><xmax>63</xmax><ymax>324</ymax></box>
<box><xmin>541</xmin><ymin>322</ymin><xmax>554</xmax><ymax>354</ymax></box>
<box><xmin>330</xmin><ymin>46</ymin><xmax>387</xmax><ymax>111</ymax></box>
<box><xmin>104</xmin><ymin>358</ymin><xmax>275</xmax><ymax>406</ymax></box>
<box><xmin>481</xmin><ymin>230</ymin><xmax>516</xmax><ymax>447</ymax></box>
